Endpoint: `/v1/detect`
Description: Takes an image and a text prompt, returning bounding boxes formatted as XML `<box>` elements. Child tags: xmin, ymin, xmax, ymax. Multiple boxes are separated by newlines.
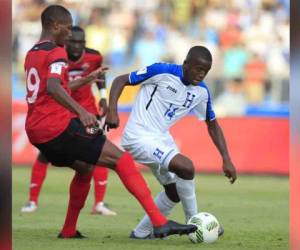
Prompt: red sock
<box><xmin>93</xmin><ymin>166</ymin><xmax>109</xmax><ymax>204</ymax></box>
<box><xmin>60</xmin><ymin>172</ymin><xmax>92</xmax><ymax>237</ymax></box>
<box><xmin>115</xmin><ymin>152</ymin><xmax>167</xmax><ymax>227</ymax></box>
<box><xmin>29</xmin><ymin>158</ymin><xmax>48</xmax><ymax>203</ymax></box>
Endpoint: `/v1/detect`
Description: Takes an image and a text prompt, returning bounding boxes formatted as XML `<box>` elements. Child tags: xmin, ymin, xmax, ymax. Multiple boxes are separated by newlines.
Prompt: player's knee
<box><xmin>169</xmin><ymin>155</ymin><xmax>195</xmax><ymax>180</ymax></box>
<box><xmin>177</xmin><ymin>159</ymin><xmax>195</xmax><ymax>180</ymax></box>
<box><xmin>80</xmin><ymin>164</ymin><xmax>95</xmax><ymax>175</ymax></box>
<box><xmin>97</xmin><ymin>139</ymin><xmax>124</xmax><ymax>169</ymax></box>
<box><xmin>181</xmin><ymin>165</ymin><xmax>194</xmax><ymax>180</ymax></box>
<box><xmin>164</xmin><ymin>183</ymin><xmax>180</xmax><ymax>203</ymax></box>
<box><xmin>72</xmin><ymin>161</ymin><xmax>94</xmax><ymax>175</ymax></box>
<box><xmin>86</xmin><ymin>164</ymin><xmax>94</xmax><ymax>174</ymax></box>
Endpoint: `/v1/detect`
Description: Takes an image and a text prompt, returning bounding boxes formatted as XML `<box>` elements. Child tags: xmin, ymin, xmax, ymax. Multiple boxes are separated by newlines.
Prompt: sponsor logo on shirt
<box><xmin>82</xmin><ymin>62</ymin><xmax>90</xmax><ymax>71</ymax></box>
<box><xmin>166</xmin><ymin>85</ymin><xmax>177</xmax><ymax>93</ymax></box>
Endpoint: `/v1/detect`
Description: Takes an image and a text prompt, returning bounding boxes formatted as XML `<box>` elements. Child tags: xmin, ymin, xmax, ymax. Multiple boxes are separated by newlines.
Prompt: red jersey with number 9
<box><xmin>24</xmin><ymin>41</ymin><xmax>72</xmax><ymax>144</ymax></box>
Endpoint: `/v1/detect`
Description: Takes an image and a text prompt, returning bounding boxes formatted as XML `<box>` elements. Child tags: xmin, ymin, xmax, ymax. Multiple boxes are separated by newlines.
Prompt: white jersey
<box><xmin>122</xmin><ymin>62</ymin><xmax>216</xmax><ymax>142</ymax></box>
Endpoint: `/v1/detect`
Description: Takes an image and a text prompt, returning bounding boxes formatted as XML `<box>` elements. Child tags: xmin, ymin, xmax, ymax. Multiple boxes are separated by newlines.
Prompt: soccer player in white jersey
<box><xmin>104</xmin><ymin>46</ymin><xmax>237</xmax><ymax>239</ymax></box>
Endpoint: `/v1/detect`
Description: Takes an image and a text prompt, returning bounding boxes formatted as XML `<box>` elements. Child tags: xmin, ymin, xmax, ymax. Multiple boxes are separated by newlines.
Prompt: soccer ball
<box><xmin>187</xmin><ymin>212</ymin><xmax>220</xmax><ymax>244</ymax></box>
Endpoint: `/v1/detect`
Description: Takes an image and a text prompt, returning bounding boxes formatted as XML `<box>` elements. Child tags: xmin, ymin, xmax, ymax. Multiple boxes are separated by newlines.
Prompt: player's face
<box><xmin>66</xmin><ymin>31</ymin><xmax>85</xmax><ymax>59</ymax></box>
<box><xmin>183</xmin><ymin>57</ymin><xmax>212</xmax><ymax>86</ymax></box>
<box><xmin>54</xmin><ymin>16</ymin><xmax>72</xmax><ymax>46</ymax></box>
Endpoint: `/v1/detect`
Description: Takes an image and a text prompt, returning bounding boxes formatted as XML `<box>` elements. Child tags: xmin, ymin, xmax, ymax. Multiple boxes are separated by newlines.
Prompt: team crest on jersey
<box><xmin>136</xmin><ymin>67</ymin><xmax>147</xmax><ymax>75</ymax></box>
<box><xmin>183</xmin><ymin>92</ymin><xmax>196</xmax><ymax>108</ymax></box>
<box><xmin>82</xmin><ymin>62</ymin><xmax>90</xmax><ymax>71</ymax></box>
<box><xmin>68</xmin><ymin>69</ymin><xmax>84</xmax><ymax>81</ymax></box>
<box><xmin>50</xmin><ymin>62</ymin><xmax>67</xmax><ymax>75</ymax></box>
<box><xmin>153</xmin><ymin>148</ymin><xmax>164</xmax><ymax>160</ymax></box>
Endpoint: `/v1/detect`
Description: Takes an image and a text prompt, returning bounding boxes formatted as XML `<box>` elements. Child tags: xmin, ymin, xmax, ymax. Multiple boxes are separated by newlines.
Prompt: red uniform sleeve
<box><xmin>47</xmin><ymin>47</ymin><xmax>68</xmax><ymax>80</ymax></box>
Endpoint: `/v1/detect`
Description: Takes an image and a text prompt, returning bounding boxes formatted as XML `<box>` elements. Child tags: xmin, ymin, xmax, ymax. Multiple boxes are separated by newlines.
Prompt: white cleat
<box><xmin>21</xmin><ymin>201</ymin><xmax>37</xmax><ymax>213</ymax></box>
<box><xmin>91</xmin><ymin>202</ymin><xmax>117</xmax><ymax>216</ymax></box>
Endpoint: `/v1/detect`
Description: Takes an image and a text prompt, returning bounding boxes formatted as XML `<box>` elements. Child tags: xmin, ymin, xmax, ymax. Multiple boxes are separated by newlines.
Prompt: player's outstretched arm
<box><xmin>47</xmin><ymin>77</ymin><xmax>97</xmax><ymax>127</ymax></box>
<box><xmin>96</xmin><ymin>73</ymin><xmax>108</xmax><ymax>118</ymax></box>
<box><xmin>104</xmin><ymin>74</ymin><xmax>130</xmax><ymax>130</ymax></box>
<box><xmin>68</xmin><ymin>66</ymin><xmax>108</xmax><ymax>91</ymax></box>
<box><xmin>205</xmin><ymin>119</ymin><xmax>237</xmax><ymax>184</ymax></box>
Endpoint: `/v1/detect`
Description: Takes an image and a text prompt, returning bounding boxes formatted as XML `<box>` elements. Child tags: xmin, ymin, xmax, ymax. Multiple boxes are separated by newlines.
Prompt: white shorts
<box><xmin>121</xmin><ymin>133</ymin><xmax>179</xmax><ymax>185</ymax></box>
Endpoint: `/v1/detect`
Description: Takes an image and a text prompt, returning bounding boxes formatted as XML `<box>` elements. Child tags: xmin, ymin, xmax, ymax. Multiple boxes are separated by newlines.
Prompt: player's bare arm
<box><xmin>104</xmin><ymin>74</ymin><xmax>130</xmax><ymax>130</ymax></box>
<box><xmin>96</xmin><ymin>73</ymin><xmax>108</xmax><ymax>118</ymax></box>
<box><xmin>69</xmin><ymin>66</ymin><xmax>108</xmax><ymax>91</ymax></box>
<box><xmin>47</xmin><ymin>77</ymin><xmax>97</xmax><ymax>127</ymax></box>
<box><xmin>205</xmin><ymin>119</ymin><xmax>237</xmax><ymax>184</ymax></box>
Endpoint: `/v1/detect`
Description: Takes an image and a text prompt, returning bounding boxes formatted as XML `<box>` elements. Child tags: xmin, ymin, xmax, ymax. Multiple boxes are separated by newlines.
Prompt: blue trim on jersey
<box><xmin>129</xmin><ymin>63</ymin><xmax>184</xmax><ymax>85</ymax></box>
<box><xmin>198</xmin><ymin>82</ymin><xmax>216</xmax><ymax>121</ymax></box>
<box><xmin>162</xmin><ymin>149</ymin><xmax>175</xmax><ymax>166</ymax></box>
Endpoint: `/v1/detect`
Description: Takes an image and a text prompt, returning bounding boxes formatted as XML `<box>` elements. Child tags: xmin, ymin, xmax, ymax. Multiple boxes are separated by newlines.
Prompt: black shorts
<box><xmin>35</xmin><ymin>118</ymin><xmax>106</xmax><ymax>167</ymax></box>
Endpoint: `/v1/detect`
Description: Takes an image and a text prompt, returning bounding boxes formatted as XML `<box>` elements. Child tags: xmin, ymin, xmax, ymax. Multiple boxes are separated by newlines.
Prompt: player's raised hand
<box><xmin>103</xmin><ymin>109</ymin><xmax>119</xmax><ymax>132</ymax></box>
<box><xmin>222</xmin><ymin>160</ymin><xmax>237</xmax><ymax>184</ymax></box>
<box><xmin>87</xmin><ymin>66</ymin><xmax>109</xmax><ymax>82</ymax></box>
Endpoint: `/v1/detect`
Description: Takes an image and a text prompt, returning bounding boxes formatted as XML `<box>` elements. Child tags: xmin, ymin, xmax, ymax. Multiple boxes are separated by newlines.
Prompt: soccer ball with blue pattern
<box><xmin>187</xmin><ymin>212</ymin><xmax>220</xmax><ymax>243</ymax></box>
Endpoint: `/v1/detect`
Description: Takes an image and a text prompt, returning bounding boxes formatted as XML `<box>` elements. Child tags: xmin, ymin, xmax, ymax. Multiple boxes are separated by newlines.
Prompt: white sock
<box><xmin>175</xmin><ymin>176</ymin><xmax>197</xmax><ymax>221</ymax></box>
<box><xmin>133</xmin><ymin>191</ymin><xmax>177</xmax><ymax>237</ymax></box>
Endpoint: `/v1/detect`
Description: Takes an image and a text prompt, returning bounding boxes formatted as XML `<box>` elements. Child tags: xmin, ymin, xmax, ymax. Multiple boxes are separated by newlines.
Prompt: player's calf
<box><xmin>168</xmin><ymin>154</ymin><xmax>198</xmax><ymax>221</ymax></box>
<box><xmin>164</xmin><ymin>183</ymin><xmax>180</xmax><ymax>203</ymax></box>
<box><xmin>59</xmin><ymin>172</ymin><xmax>92</xmax><ymax>238</ymax></box>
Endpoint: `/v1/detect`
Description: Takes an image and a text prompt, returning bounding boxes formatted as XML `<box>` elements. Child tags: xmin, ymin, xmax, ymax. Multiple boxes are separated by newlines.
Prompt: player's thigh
<box><xmin>144</xmin><ymin>136</ymin><xmax>179</xmax><ymax>170</ymax></box>
<box><xmin>37</xmin><ymin>151</ymin><xmax>49</xmax><ymax>164</ymax></box>
<box><xmin>36</xmin><ymin>118</ymin><xmax>106</xmax><ymax>168</ymax></box>
<box><xmin>123</xmin><ymin>135</ymin><xmax>178</xmax><ymax>168</ymax></box>
<box><xmin>123</xmin><ymin>143</ymin><xmax>176</xmax><ymax>185</ymax></box>
<box><xmin>66</xmin><ymin>119</ymin><xmax>127</xmax><ymax>170</ymax></box>
<box><xmin>148</xmin><ymin>162</ymin><xmax>177</xmax><ymax>186</ymax></box>
<box><xmin>35</xmin><ymin>133</ymin><xmax>74</xmax><ymax>167</ymax></box>
<box><xmin>122</xmin><ymin>136</ymin><xmax>179</xmax><ymax>185</ymax></box>
<box><xmin>67</xmin><ymin>118</ymin><xmax>107</xmax><ymax>165</ymax></box>
<box><xmin>96</xmin><ymin>139</ymin><xmax>124</xmax><ymax>169</ymax></box>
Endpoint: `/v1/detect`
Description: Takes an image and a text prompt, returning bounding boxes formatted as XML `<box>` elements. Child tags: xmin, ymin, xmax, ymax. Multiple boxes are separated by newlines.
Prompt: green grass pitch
<box><xmin>13</xmin><ymin>166</ymin><xmax>288</xmax><ymax>250</ymax></box>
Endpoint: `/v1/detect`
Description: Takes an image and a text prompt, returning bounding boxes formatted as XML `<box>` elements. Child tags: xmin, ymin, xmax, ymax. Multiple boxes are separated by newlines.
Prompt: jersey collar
<box><xmin>35</xmin><ymin>39</ymin><xmax>52</xmax><ymax>45</ymax></box>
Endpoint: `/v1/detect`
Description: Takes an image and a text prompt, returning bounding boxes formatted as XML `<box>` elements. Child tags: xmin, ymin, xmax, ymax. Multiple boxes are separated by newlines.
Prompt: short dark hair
<box><xmin>71</xmin><ymin>26</ymin><xmax>84</xmax><ymax>33</ymax></box>
<box><xmin>41</xmin><ymin>5</ymin><xmax>71</xmax><ymax>29</ymax></box>
<box><xmin>187</xmin><ymin>46</ymin><xmax>212</xmax><ymax>62</ymax></box>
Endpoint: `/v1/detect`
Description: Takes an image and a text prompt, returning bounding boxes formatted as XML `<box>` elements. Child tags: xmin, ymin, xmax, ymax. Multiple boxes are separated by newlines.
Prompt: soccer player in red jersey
<box><xmin>21</xmin><ymin>26</ymin><xmax>116</xmax><ymax>216</ymax></box>
<box><xmin>24</xmin><ymin>4</ymin><xmax>196</xmax><ymax>239</ymax></box>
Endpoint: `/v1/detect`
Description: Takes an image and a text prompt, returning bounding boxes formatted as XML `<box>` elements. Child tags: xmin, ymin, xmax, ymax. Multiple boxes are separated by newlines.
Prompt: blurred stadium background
<box><xmin>12</xmin><ymin>0</ymin><xmax>289</xmax><ymax>174</ymax></box>
<box><xmin>12</xmin><ymin>1</ymin><xmax>289</xmax><ymax>249</ymax></box>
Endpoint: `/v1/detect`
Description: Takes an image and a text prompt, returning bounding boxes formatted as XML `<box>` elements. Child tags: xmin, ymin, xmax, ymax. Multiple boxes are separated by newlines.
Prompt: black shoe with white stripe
<box><xmin>153</xmin><ymin>220</ymin><xmax>197</xmax><ymax>238</ymax></box>
<box><xmin>58</xmin><ymin>230</ymin><xmax>87</xmax><ymax>239</ymax></box>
